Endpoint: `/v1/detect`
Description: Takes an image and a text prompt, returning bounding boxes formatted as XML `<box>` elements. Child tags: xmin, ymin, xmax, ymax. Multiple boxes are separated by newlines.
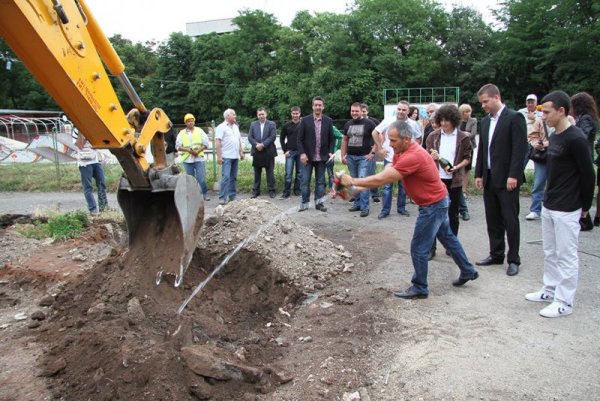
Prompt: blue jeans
<box><xmin>381</xmin><ymin>159</ymin><xmax>406</xmax><ymax>215</ymax></box>
<box><xmin>283</xmin><ymin>150</ymin><xmax>302</xmax><ymax>195</ymax></box>
<box><xmin>183</xmin><ymin>160</ymin><xmax>209</xmax><ymax>195</ymax></box>
<box><xmin>368</xmin><ymin>157</ymin><xmax>380</xmax><ymax>198</ymax></box>
<box><xmin>530</xmin><ymin>161</ymin><xmax>547</xmax><ymax>214</ymax></box>
<box><xmin>79</xmin><ymin>163</ymin><xmax>107</xmax><ymax>212</ymax></box>
<box><xmin>411</xmin><ymin>196</ymin><xmax>477</xmax><ymax>294</ymax></box>
<box><xmin>301</xmin><ymin>160</ymin><xmax>326</xmax><ymax>205</ymax></box>
<box><xmin>347</xmin><ymin>154</ymin><xmax>370</xmax><ymax>211</ymax></box>
<box><xmin>219</xmin><ymin>158</ymin><xmax>239</xmax><ymax>201</ymax></box>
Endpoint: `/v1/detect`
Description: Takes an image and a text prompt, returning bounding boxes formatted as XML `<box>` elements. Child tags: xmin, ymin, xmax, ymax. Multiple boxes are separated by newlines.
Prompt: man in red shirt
<box><xmin>339</xmin><ymin>120</ymin><xmax>479</xmax><ymax>298</ymax></box>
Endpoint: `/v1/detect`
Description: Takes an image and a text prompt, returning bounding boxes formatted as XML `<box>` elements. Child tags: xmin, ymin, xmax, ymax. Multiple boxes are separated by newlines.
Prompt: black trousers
<box><xmin>432</xmin><ymin>179</ymin><xmax>461</xmax><ymax>251</ymax></box>
<box><xmin>252</xmin><ymin>158</ymin><xmax>275</xmax><ymax>195</ymax></box>
<box><xmin>483</xmin><ymin>179</ymin><xmax>521</xmax><ymax>264</ymax></box>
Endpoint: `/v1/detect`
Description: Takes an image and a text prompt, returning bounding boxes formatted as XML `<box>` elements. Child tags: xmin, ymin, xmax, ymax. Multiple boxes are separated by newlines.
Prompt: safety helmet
<box><xmin>184</xmin><ymin>113</ymin><xmax>195</xmax><ymax>122</ymax></box>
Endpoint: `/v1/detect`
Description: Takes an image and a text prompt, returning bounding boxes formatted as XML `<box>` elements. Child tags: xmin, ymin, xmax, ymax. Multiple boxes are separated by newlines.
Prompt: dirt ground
<box><xmin>0</xmin><ymin>192</ymin><xmax>599</xmax><ymax>401</ymax></box>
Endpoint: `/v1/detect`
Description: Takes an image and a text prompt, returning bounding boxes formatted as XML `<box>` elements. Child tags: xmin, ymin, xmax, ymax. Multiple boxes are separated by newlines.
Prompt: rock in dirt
<box><xmin>268</xmin><ymin>365</ymin><xmax>294</xmax><ymax>384</ymax></box>
<box><xmin>28</xmin><ymin>320</ymin><xmax>41</xmax><ymax>329</ymax></box>
<box><xmin>182</xmin><ymin>345</ymin><xmax>264</xmax><ymax>383</ymax></box>
<box><xmin>87</xmin><ymin>302</ymin><xmax>105</xmax><ymax>317</ymax></box>
<box><xmin>30</xmin><ymin>310</ymin><xmax>46</xmax><ymax>320</ymax></box>
<box><xmin>126</xmin><ymin>297</ymin><xmax>145</xmax><ymax>321</ymax></box>
<box><xmin>358</xmin><ymin>387</ymin><xmax>371</xmax><ymax>401</ymax></box>
<box><xmin>38</xmin><ymin>295</ymin><xmax>55</xmax><ymax>307</ymax></box>
<box><xmin>342</xmin><ymin>391</ymin><xmax>361</xmax><ymax>401</ymax></box>
<box><xmin>13</xmin><ymin>312</ymin><xmax>27</xmax><ymax>321</ymax></box>
<box><xmin>39</xmin><ymin>357</ymin><xmax>67</xmax><ymax>377</ymax></box>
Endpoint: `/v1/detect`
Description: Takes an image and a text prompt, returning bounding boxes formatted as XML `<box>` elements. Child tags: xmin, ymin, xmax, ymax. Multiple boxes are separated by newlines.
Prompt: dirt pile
<box><xmin>24</xmin><ymin>199</ymin><xmax>348</xmax><ymax>400</ymax></box>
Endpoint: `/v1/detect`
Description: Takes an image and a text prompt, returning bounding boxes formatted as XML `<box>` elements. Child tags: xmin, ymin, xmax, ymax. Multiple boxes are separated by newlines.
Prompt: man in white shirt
<box><xmin>371</xmin><ymin>100</ymin><xmax>422</xmax><ymax>219</ymax></box>
<box><xmin>216</xmin><ymin>108</ymin><xmax>245</xmax><ymax>204</ymax></box>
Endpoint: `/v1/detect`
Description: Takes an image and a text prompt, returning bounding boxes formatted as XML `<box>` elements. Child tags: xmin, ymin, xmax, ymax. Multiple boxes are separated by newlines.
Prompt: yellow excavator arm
<box><xmin>0</xmin><ymin>0</ymin><xmax>203</xmax><ymax>287</ymax></box>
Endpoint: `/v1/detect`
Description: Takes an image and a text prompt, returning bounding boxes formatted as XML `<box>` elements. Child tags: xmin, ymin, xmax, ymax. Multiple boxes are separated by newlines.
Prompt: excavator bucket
<box><xmin>117</xmin><ymin>172</ymin><xmax>204</xmax><ymax>287</ymax></box>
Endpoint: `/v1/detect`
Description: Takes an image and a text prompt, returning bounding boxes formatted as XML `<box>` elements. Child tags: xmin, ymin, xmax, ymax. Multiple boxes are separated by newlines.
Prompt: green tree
<box><xmin>153</xmin><ymin>32</ymin><xmax>195</xmax><ymax>122</ymax></box>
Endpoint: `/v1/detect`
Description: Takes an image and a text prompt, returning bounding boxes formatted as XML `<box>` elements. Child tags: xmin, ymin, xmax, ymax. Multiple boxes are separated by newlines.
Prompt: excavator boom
<box><xmin>0</xmin><ymin>0</ymin><xmax>203</xmax><ymax>286</ymax></box>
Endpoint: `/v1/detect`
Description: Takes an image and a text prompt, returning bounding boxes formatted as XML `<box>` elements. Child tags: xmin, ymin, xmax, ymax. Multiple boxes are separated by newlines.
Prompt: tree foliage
<box><xmin>1</xmin><ymin>0</ymin><xmax>598</xmax><ymax>126</ymax></box>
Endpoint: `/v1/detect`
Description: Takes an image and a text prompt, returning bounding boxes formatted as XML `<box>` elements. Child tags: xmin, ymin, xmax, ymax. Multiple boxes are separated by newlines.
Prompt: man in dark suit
<box><xmin>297</xmin><ymin>96</ymin><xmax>335</xmax><ymax>212</ymax></box>
<box><xmin>475</xmin><ymin>83</ymin><xmax>528</xmax><ymax>276</ymax></box>
<box><xmin>248</xmin><ymin>107</ymin><xmax>277</xmax><ymax>198</ymax></box>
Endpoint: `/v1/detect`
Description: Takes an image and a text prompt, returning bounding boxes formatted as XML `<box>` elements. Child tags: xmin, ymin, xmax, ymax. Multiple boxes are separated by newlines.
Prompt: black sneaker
<box><xmin>280</xmin><ymin>193</ymin><xmax>290</xmax><ymax>199</ymax></box>
<box><xmin>315</xmin><ymin>203</ymin><xmax>327</xmax><ymax>212</ymax></box>
<box><xmin>372</xmin><ymin>197</ymin><xmax>381</xmax><ymax>203</ymax></box>
<box><xmin>360</xmin><ymin>210</ymin><xmax>369</xmax><ymax>217</ymax></box>
<box><xmin>348</xmin><ymin>206</ymin><xmax>361</xmax><ymax>212</ymax></box>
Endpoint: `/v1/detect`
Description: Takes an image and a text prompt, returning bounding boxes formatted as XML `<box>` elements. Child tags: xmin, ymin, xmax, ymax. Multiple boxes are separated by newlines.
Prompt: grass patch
<box><xmin>0</xmin><ymin>160</ymin><xmax>352</xmax><ymax>194</ymax></box>
<box><xmin>2</xmin><ymin>161</ymin><xmax>540</xmax><ymax>196</ymax></box>
<box><xmin>15</xmin><ymin>210</ymin><xmax>89</xmax><ymax>241</ymax></box>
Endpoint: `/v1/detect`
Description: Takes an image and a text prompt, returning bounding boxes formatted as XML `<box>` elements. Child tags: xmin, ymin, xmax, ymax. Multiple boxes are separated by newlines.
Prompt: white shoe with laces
<box><xmin>525</xmin><ymin>289</ymin><xmax>553</xmax><ymax>303</ymax></box>
<box><xmin>526</xmin><ymin>212</ymin><xmax>540</xmax><ymax>220</ymax></box>
<box><xmin>539</xmin><ymin>301</ymin><xmax>572</xmax><ymax>318</ymax></box>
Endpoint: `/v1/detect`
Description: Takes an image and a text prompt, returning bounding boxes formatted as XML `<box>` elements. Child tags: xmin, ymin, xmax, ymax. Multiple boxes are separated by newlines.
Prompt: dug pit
<box><xmin>27</xmin><ymin>199</ymin><xmax>348</xmax><ymax>400</ymax></box>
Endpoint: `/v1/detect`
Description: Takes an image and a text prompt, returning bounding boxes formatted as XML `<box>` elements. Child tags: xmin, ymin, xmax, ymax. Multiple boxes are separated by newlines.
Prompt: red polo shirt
<box><xmin>392</xmin><ymin>142</ymin><xmax>448</xmax><ymax>206</ymax></box>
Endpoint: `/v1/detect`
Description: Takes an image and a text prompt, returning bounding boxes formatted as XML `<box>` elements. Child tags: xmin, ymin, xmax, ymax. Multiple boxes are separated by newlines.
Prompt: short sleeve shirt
<box><xmin>392</xmin><ymin>142</ymin><xmax>447</xmax><ymax>206</ymax></box>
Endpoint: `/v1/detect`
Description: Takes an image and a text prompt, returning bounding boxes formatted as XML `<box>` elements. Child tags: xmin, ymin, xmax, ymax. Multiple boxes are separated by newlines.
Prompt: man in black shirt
<box><xmin>361</xmin><ymin>103</ymin><xmax>381</xmax><ymax>202</ymax></box>
<box><xmin>342</xmin><ymin>102</ymin><xmax>377</xmax><ymax>217</ymax></box>
<box><xmin>279</xmin><ymin>106</ymin><xmax>302</xmax><ymax>198</ymax></box>
<box><xmin>525</xmin><ymin>90</ymin><xmax>595</xmax><ymax>318</ymax></box>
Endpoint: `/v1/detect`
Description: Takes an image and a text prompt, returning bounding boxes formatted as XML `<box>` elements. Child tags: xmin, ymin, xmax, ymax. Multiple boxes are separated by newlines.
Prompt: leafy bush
<box><xmin>16</xmin><ymin>211</ymin><xmax>89</xmax><ymax>241</ymax></box>
<box><xmin>46</xmin><ymin>210</ymin><xmax>89</xmax><ymax>240</ymax></box>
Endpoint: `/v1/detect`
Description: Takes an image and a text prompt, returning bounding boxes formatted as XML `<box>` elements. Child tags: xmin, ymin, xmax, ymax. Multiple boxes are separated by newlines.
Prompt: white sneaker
<box><xmin>539</xmin><ymin>301</ymin><xmax>573</xmax><ymax>318</ymax></box>
<box><xmin>526</xmin><ymin>212</ymin><xmax>540</xmax><ymax>220</ymax></box>
<box><xmin>525</xmin><ymin>289</ymin><xmax>554</xmax><ymax>303</ymax></box>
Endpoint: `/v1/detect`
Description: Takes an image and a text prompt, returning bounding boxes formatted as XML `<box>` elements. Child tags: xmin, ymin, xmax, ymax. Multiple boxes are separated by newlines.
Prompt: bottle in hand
<box><xmin>438</xmin><ymin>157</ymin><xmax>453</xmax><ymax>173</ymax></box>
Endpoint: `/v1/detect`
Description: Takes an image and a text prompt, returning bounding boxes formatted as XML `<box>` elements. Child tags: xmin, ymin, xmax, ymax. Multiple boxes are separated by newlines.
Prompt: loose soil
<box><xmin>1</xmin><ymin>195</ymin><xmax>599</xmax><ymax>401</ymax></box>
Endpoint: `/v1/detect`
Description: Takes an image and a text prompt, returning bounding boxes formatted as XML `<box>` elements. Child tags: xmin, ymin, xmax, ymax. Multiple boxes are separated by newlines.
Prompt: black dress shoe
<box><xmin>315</xmin><ymin>203</ymin><xmax>327</xmax><ymax>212</ymax></box>
<box><xmin>394</xmin><ymin>286</ymin><xmax>428</xmax><ymax>299</ymax></box>
<box><xmin>476</xmin><ymin>256</ymin><xmax>504</xmax><ymax>266</ymax></box>
<box><xmin>506</xmin><ymin>263</ymin><xmax>519</xmax><ymax>276</ymax></box>
<box><xmin>452</xmin><ymin>271</ymin><xmax>479</xmax><ymax>287</ymax></box>
<box><xmin>428</xmin><ymin>248</ymin><xmax>436</xmax><ymax>261</ymax></box>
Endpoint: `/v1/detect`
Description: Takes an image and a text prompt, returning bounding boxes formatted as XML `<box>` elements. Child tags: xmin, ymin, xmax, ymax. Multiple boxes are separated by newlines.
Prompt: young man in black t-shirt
<box><xmin>525</xmin><ymin>91</ymin><xmax>595</xmax><ymax>318</ymax></box>
<box><xmin>342</xmin><ymin>102</ymin><xmax>377</xmax><ymax>217</ymax></box>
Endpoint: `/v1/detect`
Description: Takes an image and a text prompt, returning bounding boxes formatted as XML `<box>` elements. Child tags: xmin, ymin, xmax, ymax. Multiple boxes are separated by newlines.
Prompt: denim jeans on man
<box><xmin>346</xmin><ymin>154</ymin><xmax>370</xmax><ymax>211</ymax></box>
<box><xmin>283</xmin><ymin>150</ymin><xmax>302</xmax><ymax>196</ymax></box>
<box><xmin>530</xmin><ymin>162</ymin><xmax>547</xmax><ymax>214</ymax></box>
<box><xmin>219</xmin><ymin>158</ymin><xmax>239</xmax><ymax>202</ymax></box>
<box><xmin>79</xmin><ymin>162</ymin><xmax>107</xmax><ymax>213</ymax></box>
<box><xmin>368</xmin><ymin>157</ymin><xmax>380</xmax><ymax>199</ymax></box>
<box><xmin>183</xmin><ymin>160</ymin><xmax>209</xmax><ymax>195</ymax></box>
<box><xmin>381</xmin><ymin>159</ymin><xmax>407</xmax><ymax>215</ymax></box>
<box><xmin>301</xmin><ymin>160</ymin><xmax>326</xmax><ymax>206</ymax></box>
<box><xmin>411</xmin><ymin>196</ymin><xmax>477</xmax><ymax>295</ymax></box>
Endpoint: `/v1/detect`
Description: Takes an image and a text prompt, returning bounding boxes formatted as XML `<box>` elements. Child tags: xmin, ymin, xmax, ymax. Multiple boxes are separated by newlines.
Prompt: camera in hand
<box><xmin>438</xmin><ymin>157</ymin><xmax>453</xmax><ymax>173</ymax></box>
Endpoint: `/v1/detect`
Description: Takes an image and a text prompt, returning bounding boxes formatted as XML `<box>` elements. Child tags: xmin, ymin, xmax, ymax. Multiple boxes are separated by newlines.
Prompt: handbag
<box><xmin>527</xmin><ymin>146</ymin><xmax>547</xmax><ymax>163</ymax></box>
<box><xmin>528</xmin><ymin>122</ymin><xmax>550</xmax><ymax>164</ymax></box>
